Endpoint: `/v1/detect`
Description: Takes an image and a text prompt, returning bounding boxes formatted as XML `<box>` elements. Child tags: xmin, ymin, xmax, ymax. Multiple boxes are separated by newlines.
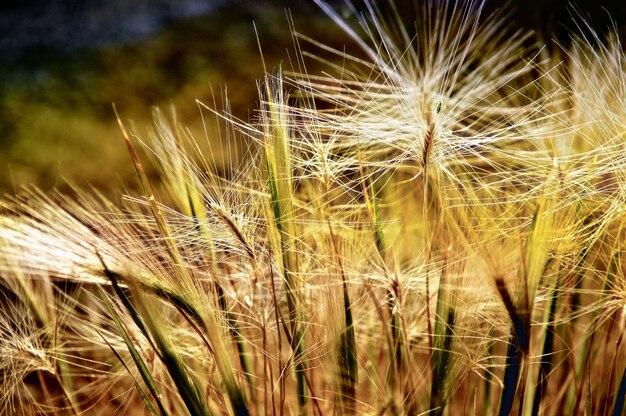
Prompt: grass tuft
<box><xmin>1</xmin><ymin>1</ymin><xmax>626</xmax><ymax>415</ymax></box>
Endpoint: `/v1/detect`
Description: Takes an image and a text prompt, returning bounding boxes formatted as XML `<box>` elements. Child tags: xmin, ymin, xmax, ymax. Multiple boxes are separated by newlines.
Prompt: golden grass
<box><xmin>1</xmin><ymin>1</ymin><xmax>626</xmax><ymax>415</ymax></box>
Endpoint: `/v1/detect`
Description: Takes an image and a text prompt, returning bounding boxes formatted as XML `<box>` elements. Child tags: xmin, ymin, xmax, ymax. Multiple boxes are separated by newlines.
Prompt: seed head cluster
<box><xmin>1</xmin><ymin>1</ymin><xmax>625</xmax><ymax>415</ymax></box>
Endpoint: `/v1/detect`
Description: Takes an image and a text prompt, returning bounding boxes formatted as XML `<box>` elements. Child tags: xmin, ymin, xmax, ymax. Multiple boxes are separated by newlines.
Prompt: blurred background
<box><xmin>1</xmin><ymin>0</ymin><xmax>624</xmax><ymax>195</ymax></box>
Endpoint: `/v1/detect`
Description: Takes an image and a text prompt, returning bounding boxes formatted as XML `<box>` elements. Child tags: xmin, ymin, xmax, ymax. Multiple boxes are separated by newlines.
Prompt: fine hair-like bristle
<box><xmin>2</xmin><ymin>1</ymin><xmax>626</xmax><ymax>415</ymax></box>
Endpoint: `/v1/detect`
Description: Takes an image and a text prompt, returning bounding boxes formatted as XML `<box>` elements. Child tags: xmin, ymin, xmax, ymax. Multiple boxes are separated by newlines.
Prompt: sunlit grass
<box><xmin>1</xmin><ymin>1</ymin><xmax>626</xmax><ymax>415</ymax></box>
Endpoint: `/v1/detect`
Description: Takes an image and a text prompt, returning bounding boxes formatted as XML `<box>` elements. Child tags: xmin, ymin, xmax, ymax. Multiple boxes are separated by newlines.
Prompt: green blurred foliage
<box><xmin>0</xmin><ymin>2</ymin><xmax>341</xmax><ymax>194</ymax></box>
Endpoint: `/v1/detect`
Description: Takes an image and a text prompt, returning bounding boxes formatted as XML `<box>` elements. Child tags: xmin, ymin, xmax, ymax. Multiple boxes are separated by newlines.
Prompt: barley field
<box><xmin>1</xmin><ymin>1</ymin><xmax>625</xmax><ymax>415</ymax></box>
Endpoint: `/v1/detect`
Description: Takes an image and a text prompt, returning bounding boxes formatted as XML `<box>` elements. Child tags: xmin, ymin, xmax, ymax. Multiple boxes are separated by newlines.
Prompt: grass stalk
<box><xmin>430</xmin><ymin>262</ymin><xmax>455</xmax><ymax>416</ymax></box>
<box><xmin>262</xmin><ymin>75</ymin><xmax>307</xmax><ymax>414</ymax></box>
<box><xmin>115</xmin><ymin>107</ymin><xmax>249</xmax><ymax>415</ymax></box>
<box><xmin>95</xmin><ymin>291</ymin><xmax>166</xmax><ymax>416</ymax></box>
<box><xmin>530</xmin><ymin>281</ymin><xmax>559</xmax><ymax>416</ymax></box>
<box><xmin>496</xmin><ymin>277</ymin><xmax>530</xmax><ymax>416</ymax></box>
